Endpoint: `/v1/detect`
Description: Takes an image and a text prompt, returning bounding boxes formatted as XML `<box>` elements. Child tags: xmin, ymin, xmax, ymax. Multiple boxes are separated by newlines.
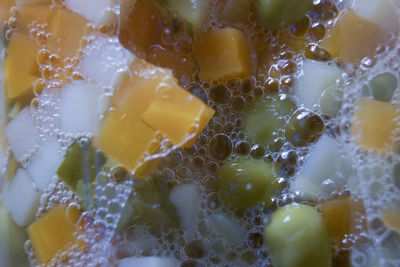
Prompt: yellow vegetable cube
<box><xmin>17</xmin><ymin>2</ymin><xmax>53</xmax><ymax>33</ymax></box>
<box><xmin>28</xmin><ymin>204</ymin><xmax>82</xmax><ymax>265</ymax></box>
<box><xmin>94</xmin><ymin>110</ymin><xmax>161</xmax><ymax>171</ymax></box>
<box><xmin>3</xmin><ymin>33</ymin><xmax>40</xmax><ymax>99</ymax></box>
<box><xmin>195</xmin><ymin>27</ymin><xmax>252</xmax><ymax>81</ymax></box>
<box><xmin>351</xmin><ymin>98</ymin><xmax>398</xmax><ymax>151</ymax></box>
<box><xmin>112</xmin><ymin>59</ymin><xmax>168</xmax><ymax>121</ymax></box>
<box><xmin>0</xmin><ymin>0</ymin><xmax>14</xmax><ymax>35</ymax></box>
<box><xmin>142</xmin><ymin>86</ymin><xmax>215</xmax><ymax>147</ymax></box>
<box><xmin>47</xmin><ymin>8</ymin><xmax>88</xmax><ymax>58</ymax></box>
<box><xmin>320</xmin><ymin>10</ymin><xmax>387</xmax><ymax>62</ymax></box>
<box><xmin>381</xmin><ymin>205</ymin><xmax>400</xmax><ymax>235</ymax></box>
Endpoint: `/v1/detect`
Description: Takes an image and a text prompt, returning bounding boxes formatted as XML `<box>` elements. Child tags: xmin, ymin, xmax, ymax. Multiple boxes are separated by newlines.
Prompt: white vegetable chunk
<box><xmin>169</xmin><ymin>183</ymin><xmax>201</xmax><ymax>240</ymax></box>
<box><xmin>353</xmin><ymin>0</ymin><xmax>399</xmax><ymax>36</ymax></box>
<box><xmin>294</xmin><ymin>59</ymin><xmax>341</xmax><ymax>111</ymax></box>
<box><xmin>79</xmin><ymin>37</ymin><xmax>135</xmax><ymax>88</ymax></box>
<box><xmin>65</xmin><ymin>0</ymin><xmax>116</xmax><ymax>26</ymax></box>
<box><xmin>290</xmin><ymin>135</ymin><xmax>345</xmax><ymax>201</ymax></box>
<box><xmin>209</xmin><ymin>213</ymin><xmax>244</xmax><ymax>244</ymax></box>
<box><xmin>60</xmin><ymin>81</ymin><xmax>102</xmax><ymax>134</ymax></box>
<box><xmin>3</xmin><ymin>169</ymin><xmax>41</xmax><ymax>227</ymax></box>
<box><xmin>5</xmin><ymin>108</ymin><xmax>38</xmax><ymax>161</ymax></box>
<box><xmin>117</xmin><ymin>256</ymin><xmax>178</xmax><ymax>267</ymax></box>
<box><xmin>27</xmin><ymin>140</ymin><xmax>65</xmax><ymax>192</ymax></box>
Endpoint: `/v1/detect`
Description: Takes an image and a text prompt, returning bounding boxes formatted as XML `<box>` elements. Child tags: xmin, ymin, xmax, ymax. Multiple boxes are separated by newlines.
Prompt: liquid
<box><xmin>0</xmin><ymin>0</ymin><xmax>400</xmax><ymax>266</ymax></box>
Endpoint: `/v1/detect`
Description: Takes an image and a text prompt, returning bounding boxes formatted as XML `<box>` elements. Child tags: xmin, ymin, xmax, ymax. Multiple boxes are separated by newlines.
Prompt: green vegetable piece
<box><xmin>285</xmin><ymin>109</ymin><xmax>324</xmax><ymax>147</ymax></box>
<box><xmin>217</xmin><ymin>157</ymin><xmax>281</xmax><ymax>210</ymax></box>
<box><xmin>118</xmin><ymin>176</ymin><xmax>180</xmax><ymax>232</ymax></box>
<box><xmin>244</xmin><ymin>98</ymin><xmax>296</xmax><ymax>146</ymax></box>
<box><xmin>319</xmin><ymin>85</ymin><xmax>343</xmax><ymax>116</ymax></box>
<box><xmin>57</xmin><ymin>141</ymin><xmax>105</xmax><ymax>191</ymax></box>
<box><xmin>264</xmin><ymin>203</ymin><xmax>331</xmax><ymax>267</ymax></box>
<box><xmin>162</xmin><ymin>0</ymin><xmax>209</xmax><ymax>33</ymax></box>
<box><xmin>0</xmin><ymin>204</ymin><xmax>29</xmax><ymax>266</ymax></box>
<box><xmin>370</xmin><ymin>72</ymin><xmax>397</xmax><ymax>102</ymax></box>
<box><xmin>254</xmin><ymin>0</ymin><xmax>314</xmax><ymax>30</ymax></box>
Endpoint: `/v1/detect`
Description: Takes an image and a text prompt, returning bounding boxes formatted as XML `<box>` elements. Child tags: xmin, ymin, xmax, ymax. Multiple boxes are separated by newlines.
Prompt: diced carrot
<box><xmin>17</xmin><ymin>1</ymin><xmax>52</xmax><ymax>33</ymax></box>
<box><xmin>3</xmin><ymin>33</ymin><xmax>40</xmax><ymax>99</ymax></box>
<box><xmin>28</xmin><ymin>204</ymin><xmax>82</xmax><ymax>265</ymax></box>
<box><xmin>94</xmin><ymin>110</ymin><xmax>161</xmax><ymax>172</ymax></box>
<box><xmin>317</xmin><ymin>195</ymin><xmax>367</xmax><ymax>252</ymax></box>
<box><xmin>320</xmin><ymin>10</ymin><xmax>387</xmax><ymax>62</ymax></box>
<box><xmin>47</xmin><ymin>8</ymin><xmax>88</xmax><ymax>58</ymax></box>
<box><xmin>195</xmin><ymin>27</ymin><xmax>253</xmax><ymax>81</ymax></box>
<box><xmin>142</xmin><ymin>86</ymin><xmax>214</xmax><ymax>147</ymax></box>
<box><xmin>351</xmin><ymin>98</ymin><xmax>398</xmax><ymax>152</ymax></box>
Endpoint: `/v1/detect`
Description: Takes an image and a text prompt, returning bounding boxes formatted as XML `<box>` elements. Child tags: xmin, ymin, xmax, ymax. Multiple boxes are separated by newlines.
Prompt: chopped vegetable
<box><xmin>317</xmin><ymin>195</ymin><xmax>367</xmax><ymax>251</ymax></box>
<box><xmin>353</xmin><ymin>0</ymin><xmax>399</xmax><ymax>36</ymax></box>
<box><xmin>381</xmin><ymin>205</ymin><xmax>400</xmax><ymax>235</ymax></box>
<box><xmin>47</xmin><ymin>8</ymin><xmax>88</xmax><ymax>58</ymax></box>
<box><xmin>17</xmin><ymin>1</ymin><xmax>52</xmax><ymax>33</ymax></box>
<box><xmin>65</xmin><ymin>0</ymin><xmax>117</xmax><ymax>26</ymax></box>
<box><xmin>142</xmin><ymin>84</ymin><xmax>215</xmax><ymax>147</ymax></box>
<box><xmin>3</xmin><ymin>33</ymin><xmax>40</xmax><ymax>99</ymax></box>
<box><xmin>290</xmin><ymin>135</ymin><xmax>342</xmax><ymax>200</ymax></box>
<box><xmin>59</xmin><ymin>81</ymin><xmax>102</xmax><ymax>134</ymax></box>
<box><xmin>351</xmin><ymin>98</ymin><xmax>398</xmax><ymax>151</ymax></box>
<box><xmin>215</xmin><ymin>0</ymin><xmax>252</xmax><ymax>25</ymax></box>
<box><xmin>319</xmin><ymin>85</ymin><xmax>343</xmax><ymax>116</ymax></box>
<box><xmin>0</xmin><ymin>204</ymin><xmax>29</xmax><ymax>266</ymax></box>
<box><xmin>254</xmin><ymin>0</ymin><xmax>313</xmax><ymax>30</ymax></box>
<box><xmin>57</xmin><ymin>141</ymin><xmax>105</xmax><ymax>192</ymax></box>
<box><xmin>28</xmin><ymin>204</ymin><xmax>82</xmax><ymax>265</ymax></box>
<box><xmin>95</xmin><ymin>110</ymin><xmax>161</xmax><ymax>175</ymax></box>
<box><xmin>368</xmin><ymin>72</ymin><xmax>397</xmax><ymax>102</ymax></box>
<box><xmin>4</xmin><ymin>107</ymin><xmax>38</xmax><ymax>161</ymax></box>
<box><xmin>195</xmin><ymin>27</ymin><xmax>252</xmax><ymax>81</ymax></box>
<box><xmin>319</xmin><ymin>10</ymin><xmax>387</xmax><ymax>62</ymax></box>
<box><xmin>264</xmin><ymin>203</ymin><xmax>331</xmax><ymax>267</ymax></box>
<box><xmin>27</xmin><ymin>140</ymin><xmax>65</xmax><ymax>192</ymax></box>
<box><xmin>209</xmin><ymin>212</ymin><xmax>245</xmax><ymax>244</ymax></box>
<box><xmin>166</xmin><ymin>0</ymin><xmax>209</xmax><ymax>32</ymax></box>
<box><xmin>169</xmin><ymin>183</ymin><xmax>201</xmax><ymax>240</ymax></box>
<box><xmin>79</xmin><ymin>36</ymin><xmax>134</xmax><ymax>88</ymax></box>
<box><xmin>244</xmin><ymin>98</ymin><xmax>295</xmax><ymax>146</ymax></box>
<box><xmin>3</xmin><ymin>168</ymin><xmax>41</xmax><ymax>226</ymax></box>
<box><xmin>294</xmin><ymin>59</ymin><xmax>342</xmax><ymax>111</ymax></box>
<box><xmin>117</xmin><ymin>256</ymin><xmax>178</xmax><ymax>267</ymax></box>
<box><xmin>218</xmin><ymin>158</ymin><xmax>280</xmax><ymax>210</ymax></box>
<box><xmin>118</xmin><ymin>177</ymin><xmax>179</xmax><ymax>232</ymax></box>
<box><xmin>119</xmin><ymin>0</ymin><xmax>195</xmax><ymax>74</ymax></box>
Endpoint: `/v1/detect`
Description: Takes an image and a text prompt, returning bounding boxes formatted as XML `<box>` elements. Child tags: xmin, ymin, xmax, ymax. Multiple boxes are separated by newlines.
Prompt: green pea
<box><xmin>217</xmin><ymin>157</ymin><xmax>281</xmax><ymax>210</ymax></box>
<box><xmin>319</xmin><ymin>85</ymin><xmax>343</xmax><ymax>116</ymax></box>
<box><xmin>264</xmin><ymin>203</ymin><xmax>331</xmax><ymax>267</ymax></box>
<box><xmin>285</xmin><ymin>109</ymin><xmax>324</xmax><ymax>147</ymax></box>
<box><xmin>244</xmin><ymin>98</ymin><xmax>296</xmax><ymax>146</ymax></box>
<box><xmin>254</xmin><ymin>0</ymin><xmax>314</xmax><ymax>30</ymax></box>
<box><xmin>370</xmin><ymin>72</ymin><xmax>397</xmax><ymax>102</ymax></box>
<box><xmin>118</xmin><ymin>176</ymin><xmax>179</xmax><ymax>232</ymax></box>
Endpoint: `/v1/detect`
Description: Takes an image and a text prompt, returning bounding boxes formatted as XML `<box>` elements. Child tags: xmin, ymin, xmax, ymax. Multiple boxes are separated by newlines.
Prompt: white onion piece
<box><xmin>3</xmin><ymin>169</ymin><xmax>41</xmax><ymax>227</ymax></box>
<box><xmin>65</xmin><ymin>0</ymin><xmax>116</xmax><ymax>26</ymax></box>
<box><xmin>5</xmin><ymin>108</ymin><xmax>38</xmax><ymax>161</ymax></box>
<box><xmin>294</xmin><ymin>59</ymin><xmax>341</xmax><ymax>111</ymax></box>
<box><xmin>60</xmin><ymin>81</ymin><xmax>102</xmax><ymax>134</ymax></box>
<box><xmin>169</xmin><ymin>183</ymin><xmax>201</xmax><ymax>240</ymax></box>
<box><xmin>79</xmin><ymin>36</ymin><xmax>135</xmax><ymax>89</ymax></box>
<box><xmin>27</xmin><ymin>140</ymin><xmax>65</xmax><ymax>192</ymax></box>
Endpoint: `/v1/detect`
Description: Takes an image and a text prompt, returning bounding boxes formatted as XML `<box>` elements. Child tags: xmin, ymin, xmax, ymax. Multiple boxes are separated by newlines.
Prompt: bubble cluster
<box><xmin>4</xmin><ymin>0</ymin><xmax>400</xmax><ymax>266</ymax></box>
